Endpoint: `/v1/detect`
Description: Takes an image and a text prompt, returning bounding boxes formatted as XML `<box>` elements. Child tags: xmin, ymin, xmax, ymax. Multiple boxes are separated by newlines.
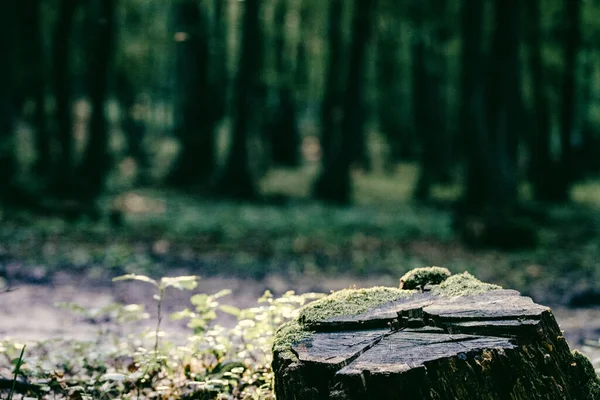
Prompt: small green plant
<box><xmin>113</xmin><ymin>274</ymin><xmax>199</xmax><ymax>352</ymax></box>
<box><xmin>7</xmin><ymin>345</ymin><xmax>25</xmax><ymax>400</ymax></box>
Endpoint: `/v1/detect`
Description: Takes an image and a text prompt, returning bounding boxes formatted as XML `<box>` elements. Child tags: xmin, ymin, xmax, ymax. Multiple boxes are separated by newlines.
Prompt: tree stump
<box><xmin>272</xmin><ymin>269</ymin><xmax>600</xmax><ymax>400</ymax></box>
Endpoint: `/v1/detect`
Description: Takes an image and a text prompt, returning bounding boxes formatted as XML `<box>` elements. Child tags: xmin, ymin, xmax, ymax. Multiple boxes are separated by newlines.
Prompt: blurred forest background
<box><xmin>1</xmin><ymin>0</ymin><xmax>600</xmax><ymax>306</ymax></box>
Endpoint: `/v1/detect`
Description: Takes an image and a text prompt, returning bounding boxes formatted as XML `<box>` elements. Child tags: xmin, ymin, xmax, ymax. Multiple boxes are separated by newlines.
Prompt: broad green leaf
<box><xmin>190</xmin><ymin>294</ymin><xmax>209</xmax><ymax>306</ymax></box>
<box><xmin>170</xmin><ymin>308</ymin><xmax>195</xmax><ymax>320</ymax></box>
<box><xmin>101</xmin><ymin>373</ymin><xmax>127</xmax><ymax>382</ymax></box>
<box><xmin>161</xmin><ymin>275</ymin><xmax>199</xmax><ymax>290</ymax></box>
<box><xmin>212</xmin><ymin>289</ymin><xmax>232</xmax><ymax>299</ymax></box>
<box><xmin>113</xmin><ymin>274</ymin><xmax>159</xmax><ymax>287</ymax></box>
<box><xmin>219</xmin><ymin>304</ymin><xmax>241</xmax><ymax>317</ymax></box>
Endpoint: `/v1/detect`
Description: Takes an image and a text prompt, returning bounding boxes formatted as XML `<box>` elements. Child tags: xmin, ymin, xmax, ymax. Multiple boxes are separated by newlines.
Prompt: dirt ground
<box><xmin>2</xmin><ymin>273</ymin><xmax>600</xmax><ymax>368</ymax></box>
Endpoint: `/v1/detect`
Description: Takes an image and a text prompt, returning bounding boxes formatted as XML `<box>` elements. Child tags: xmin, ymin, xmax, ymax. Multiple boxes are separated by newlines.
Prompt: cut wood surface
<box><xmin>272</xmin><ymin>270</ymin><xmax>600</xmax><ymax>400</ymax></box>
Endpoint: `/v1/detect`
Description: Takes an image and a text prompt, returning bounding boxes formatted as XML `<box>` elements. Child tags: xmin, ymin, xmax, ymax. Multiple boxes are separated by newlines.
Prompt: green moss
<box><xmin>298</xmin><ymin>286</ymin><xmax>414</xmax><ymax>326</ymax></box>
<box><xmin>272</xmin><ymin>320</ymin><xmax>312</xmax><ymax>356</ymax></box>
<box><xmin>274</xmin><ymin>271</ymin><xmax>503</xmax><ymax>356</ymax></box>
<box><xmin>273</xmin><ymin>287</ymin><xmax>415</xmax><ymax>356</ymax></box>
<box><xmin>571</xmin><ymin>350</ymin><xmax>600</xmax><ymax>398</ymax></box>
<box><xmin>399</xmin><ymin>266</ymin><xmax>452</xmax><ymax>289</ymax></box>
<box><xmin>432</xmin><ymin>272</ymin><xmax>502</xmax><ymax>297</ymax></box>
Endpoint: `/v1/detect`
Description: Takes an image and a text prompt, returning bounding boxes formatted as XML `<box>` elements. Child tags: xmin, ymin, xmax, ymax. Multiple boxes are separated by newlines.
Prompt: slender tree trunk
<box><xmin>484</xmin><ymin>0</ymin><xmax>521</xmax><ymax>208</ymax></box>
<box><xmin>556</xmin><ymin>0</ymin><xmax>581</xmax><ymax>202</ymax></box>
<box><xmin>269</xmin><ymin>0</ymin><xmax>300</xmax><ymax>167</ymax></box>
<box><xmin>18</xmin><ymin>0</ymin><xmax>49</xmax><ymax>174</ymax></box>
<box><xmin>342</xmin><ymin>0</ymin><xmax>375</xmax><ymax>174</ymax></box>
<box><xmin>213</xmin><ymin>0</ymin><xmax>261</xmax><ymax>199</ymax></box>
<box><xmin>457</xmin><ymin>0</ymin><xmax>537</xmax><ymax>249</ymax></box>
<box><xmin>579</xmin><ymin>50</ymin><xmax>598</xmax><ymax>176</ymax></box>
<box><xmin>51</xmin><ymin>0</ymin><xmax>79</xmax><ymax>197</ymax></box>
<box><xmin>211</xmin><ymin>0</ymin><xmax>228</xmax><ymax>119</ymax></box>
<box><xmin>412</xmin><ymin>35</ymin><xmax>436</xmax><ymax>200</ymax></box>
<box><xmin>413</xmin><ymin>0</ymin><xmax>449</xmax><ymax>201</ymax></box>
<box><xmin>315</xmin><ymin>0</ymin><xmax>344</xmax><ymax>177</ymax></box>
<box><xmin>347</xmin><ymin>0</ymin><xmax>372</xmax><ymax>172</ymax></box>
<box><xmin>116</xmin><ymin>69</ymin><xmax>149</xmax><ymax>185</ymax></box>
<box><xmin>0</xmin><ymin>1</ymin><xmax>17</xmax><ymax>194</ymax></box>
<box><xmin>375</xmin><ymin>9</ymin><xmax>408</xmax><ymax>167</ymax></box>
<box><xmin>461</xmin><ymin>0</ymin><xmax>522</xmax><ymax>210</ymax></box>
<box><xmin>167</xmin><ymin>0</ymin><xmax>216</xmax><ymax>188</ymax></box>
<box><xmin>78</xmin><ymin>0</ymin><xmax>116</xmax><ymax>201</ymax></box>
<box><xmin>314</xmin><ymin>0</ymin><xmax>376</xmax><ymax>204</ymax></box>
<box><xmin>526</xmin><ymin>0</ymin><xmax>553</xmax><ymax>202</ymax></box>
<box><xmin>295</xmin><ymin>0</ymin><xmax>310</xmax><ymax>101</ymax></box>
<box><xmin>460</xmin><ymin>0</ymin><xmax>487</xmax><ymax>212</ymax></box>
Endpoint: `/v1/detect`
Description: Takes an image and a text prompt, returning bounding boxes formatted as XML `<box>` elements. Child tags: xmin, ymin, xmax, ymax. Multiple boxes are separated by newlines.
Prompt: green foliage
<box><xmin>0</xmin><ymin>275</ymin><xmax>323</xmax><ymax>399</ymax></box>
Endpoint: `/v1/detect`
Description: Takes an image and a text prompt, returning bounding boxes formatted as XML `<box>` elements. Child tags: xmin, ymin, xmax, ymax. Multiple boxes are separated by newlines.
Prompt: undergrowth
<box><xmin>0</xmin><ymin>275</ymin><xmax>324</xmax><ymax>399</ymax></box>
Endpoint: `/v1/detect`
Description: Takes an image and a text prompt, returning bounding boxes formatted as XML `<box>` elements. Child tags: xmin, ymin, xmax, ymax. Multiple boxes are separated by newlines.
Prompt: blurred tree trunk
<box><xmin>78</xmin><ymin>0</ymin><xmax>116</xmax><ymax>201</ymax></box>
<box><xmin>116</xmin><ymin>69</ymin><xmax>149</xmax><ymax>185</ymax></box>
<box><xmin>51</xmin><ymin>0</ymin><xmax>80</xmax><ymax>197</ymax></box>
<box><xmin>167</xmin><ymin>0</ymin><xmax>225</xmax><ymax>189</ymax></box>
<box><xmin>268</xmin><ymin>0</ymin><xmax>301</xmax><ymax>168</ymax></box>
<box><xmin>313</xmin><ymin>0</ymin><xmax>346</xmax><ymax>202</ymax></box>
<box><xmin>461</xmin><ymin>0</ymin><xmax>522</xmax><ymax>211</ymax></box>
<box><xmin>295</xmin><ymin>0</ymin><xmax>310</xmax><ymax>101</ymax></box>
<box><xmin>347</xmin><ymin>0</ymin><xmax>372</xmax><ymax>172</ymax></box>
<box><xmin>579</xmin><ymin>50</ymin><xmax>599</xmax><ymax>176</ymax></box>
<box><xmin>375</xmin><ymin>5</ymin><xmax>410</xmax><ymax>167</ymax></box>
<box><xmin>456</xmin><ymin>0</ymin><xmax>536</xmax><ymax>249</ymax></box>
<box><xmin>526</xmin><ymin>0</ymin><xmax>553</xmax><ymax>202</ymax></box>
<box><xmin>555</xmin><ymin>0</ymin><xmax>582</xmax><ymax>202</ymax></box>
<box><xmin>459</xmin><ymin>0</ymin><xmax>487</xmax><ymax>212</ymax></box>
<box><xmin>315</xmin><ymin>0</ymin><xmax>344</xmax><ymax>180</ymax></box>
<box><xmin>483</xmin><ymin>0</ymin><xmax>521</xmax><ymax>208</ymax></box>
<box><xmin>211</xmin><ymin>0</ymin><xmax>228</xmax><ymax>121</ymax></box>
<box><xmin>213</xmin><ymin>0</ymin><xmax>260</xmax><ymax>199</ymax></box>
<box><xmin>0</xmin><ymin>1</ymin><xmax>17</xmax><ymax>195</ymax></box>
<box><xmin>17</xmin><ymin>0</ymin><xmax>49</xmax><ymax>174</ymax></box>
<box><xmin>314</xmin><ymin>0</ymin><xmax>375</xmax><ymax>204</ymax></box>
<box><xmin>413</xmin><ymin>0</ymin><xmax>450</xmax><ymax>201</ymax></box>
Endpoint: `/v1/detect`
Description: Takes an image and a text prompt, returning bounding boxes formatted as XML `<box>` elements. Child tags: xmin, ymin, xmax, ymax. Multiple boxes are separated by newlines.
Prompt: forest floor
<box><xmin>2</xmin><ymin>267</ymin><xmax>600</xmax><ymax>371</ymax></box>
<box><xmin>2</xmin><ymin>179</ymin><xmax>600</xmax><ymax>373</ymax></box>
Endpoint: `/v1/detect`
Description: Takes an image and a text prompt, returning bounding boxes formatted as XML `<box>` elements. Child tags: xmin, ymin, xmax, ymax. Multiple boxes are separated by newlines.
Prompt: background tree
<box><xmin>0</xmin><ymin>1</ymin><xmax>17</xmax><ymax>201</ymax></box>
<box><xmin>526</xmin><ymin>0</ymin><xmax>554</xmax><ymax>202</ymax></box>
<box><xmin>77</xmin><ymin>0</ymin><xmax>117</xmax><ymax>201</ymax></box>
<box><xmin>481</xmin><ymin>0</ymin><xmax>522</xmax><ymax>210</ymax></box>
<box><xmin>555</xmin><ymin>0</ymin><xmax>582</xmax><ymax>202</ymax></box>
<box><xmin>51</xmin><ymin>0</ymin><xmax>80</xmax><ymax>197</ymax></box>
<box><xmin>314</xmin><ymin>0</ymin><xmax>376</xmax><ymax>204</ymax></box>
<box><xmin>375</xmin><ymin>0</ymin><xmax>413</xmax><ymax>168</ymax></box>
<box><xmin>17</xmin><ymin>0</ymin><xmax>49</xmax><ymax>174</ymax></box>
<box><xmin>313</xmin><ymin>0</ymin><xmax>347</xmax><ymax>203</ymax></box>
<box><xmin>412</xmin><ymin>0</ymin><xmax>451</xmax><ymax>200</ymax></box>
<box><xmin>213</xmin><ymin>0</ymin><xmax>261</xmax><ymax>200</ymax></box>
<box><xmin>167</xmin><ymin>0</ymin><xmax>225</xmax><ymax>189</ymax></box>
<box><xmin>266</xmin><ymin>0</ymin><xmax>301</xmax><ymax>168</ymax></box>
<box><xmin>458</xmin><ymin>0</ymin><xmax>487</xmax><ymax>213</ymax></box>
